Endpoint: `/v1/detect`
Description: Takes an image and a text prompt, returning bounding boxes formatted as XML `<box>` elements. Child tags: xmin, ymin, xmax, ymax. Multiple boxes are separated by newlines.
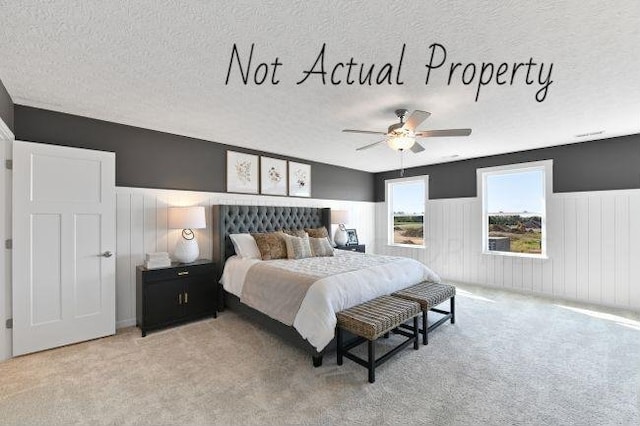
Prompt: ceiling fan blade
<box><xmin>356</xmin><ymin>139</ymin><xmax>386</xmax><ymax>151</ymax></box>
<box><xmin>415</xmin><ymin>128</ymin><xmax>472</xmax><ymax>138</ymax></box>
<box><xmin>402</xmin><ymin>110</ymin><xmax>431</xmax><ymax>131</ymax></box>
<box><xmin>410</xmin><ymin>141</ymin><xmax>425</xmax><ymax>153</ymax></box>
<box><xmin>342</xmin><ymin>129</ymin><xmax>387</xmax><ymax>135</ymax></box>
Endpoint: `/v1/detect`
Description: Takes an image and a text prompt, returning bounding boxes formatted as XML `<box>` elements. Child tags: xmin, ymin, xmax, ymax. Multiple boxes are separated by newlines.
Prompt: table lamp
<box><xmin>168</xmin><ymin>206</ymin><xmax>206</xmax><ymax>263</ymax></box>
<box><xmin>331</xmin><ymin>210</ymin><xmax>350</xmax><ymax>246</ymax></box>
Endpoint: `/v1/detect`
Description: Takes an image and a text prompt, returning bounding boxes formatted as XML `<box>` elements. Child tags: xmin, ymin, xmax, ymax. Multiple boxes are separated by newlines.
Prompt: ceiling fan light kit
<box><xmin>387</xmin><ymin>134</ymin><xmax>415</xmax><ymax>151</ymax></box>
<box><xmin>343</xmin><ymin>108</ymin><xmax>472</xmax><ymax>175</ymax></box>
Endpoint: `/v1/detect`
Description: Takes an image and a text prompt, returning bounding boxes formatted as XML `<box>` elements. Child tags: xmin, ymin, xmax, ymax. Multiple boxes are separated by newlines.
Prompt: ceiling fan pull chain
<box><xmin>400</xmin><ymin>150</ymin><xmax>405</xmax><ymax>177</ymax></box>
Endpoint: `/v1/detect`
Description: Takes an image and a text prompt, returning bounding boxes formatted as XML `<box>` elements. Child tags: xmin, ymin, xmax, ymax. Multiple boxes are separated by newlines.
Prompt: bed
<box><xmin>211</xmin><ymin>205</ymin><xmax>440</xmax><ymax>367</ymax></box>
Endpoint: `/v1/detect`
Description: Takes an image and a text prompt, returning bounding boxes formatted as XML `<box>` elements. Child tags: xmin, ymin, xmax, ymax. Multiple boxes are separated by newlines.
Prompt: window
<box><xmin>386</xmin><ymin>176</ymin><xmax>428</xmax><ymax>247</ymax></box>
<box><xmin>478</xmin><ymin>160</ymin><xmax>552</xmax><ymax>257</ymax></box>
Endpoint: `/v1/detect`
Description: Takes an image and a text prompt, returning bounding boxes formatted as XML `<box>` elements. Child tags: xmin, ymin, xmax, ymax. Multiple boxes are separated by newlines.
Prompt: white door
<box><xmin>12</xmin><ymin>141</ymin><xmax>116</xmax><ymax>356</ymax></box>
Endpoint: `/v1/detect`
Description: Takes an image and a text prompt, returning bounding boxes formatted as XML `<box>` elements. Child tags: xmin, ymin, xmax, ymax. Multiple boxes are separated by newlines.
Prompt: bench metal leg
<box><xmin>451</xmin><ymin>296</ymin><xmax>456</xmax><ymax>324</ymax></box>
<box><xmin>337</xmin><ymin>326</ymin><xmax>343</xmax><ymax>366</ymax></box>
<box><xmin>413</xmin><ymin>316</ymin><xmax>419</xmax><ymax>350</ymax></box>
<box><xmin>368</xmin><ymin>340</ymin><xmax>375</xmax><ymax>383</ymax></box>
<box><xmin>312</xmin><ymin>355</ymin><xmax>323</xmax><ymax>367</ymax></box>
<box><xmin>422</xmin><ymin>311</ymin><xmax>428</xmax><ymax>345</ymax></box>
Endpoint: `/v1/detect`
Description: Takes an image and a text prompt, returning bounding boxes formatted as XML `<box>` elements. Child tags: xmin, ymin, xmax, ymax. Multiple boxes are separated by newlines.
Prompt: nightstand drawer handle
<box><xmin>177</xmin><ymin>271</ymin><xmax>189</xmax><ymax>276</ymax></box>
<box><xmin>178</xmin><ymin>294</ymin><xmax>182</xmax><ymax>304</ymax></box>
<box><xmin>184</xmin><ymin>292</ymin><xmax>188</xmax><ymax>304</ymax></box>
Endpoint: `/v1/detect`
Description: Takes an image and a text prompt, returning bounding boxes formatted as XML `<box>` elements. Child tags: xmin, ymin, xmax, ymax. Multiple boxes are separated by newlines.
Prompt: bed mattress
<box><xmin>220</xmin><ymin>250</ymin><xmax>440</xmax><ymax>351</ymax></box>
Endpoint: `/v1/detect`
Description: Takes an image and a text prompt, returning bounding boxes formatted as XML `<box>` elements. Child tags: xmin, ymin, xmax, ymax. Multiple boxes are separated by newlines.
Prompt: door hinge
<box><xmin>5</xmin><ymin>159</ymin><xmax>12</xmax><ymax>170</ymax></box>
<box><xmin>5</xmin><ymin>239</ymin><xmax>11</xmax><ymax>249</ymax></box>
<box><xmin>5</xmin><ymin>318</ymin><xmax>12</xmax><ymax>329</ymax></box>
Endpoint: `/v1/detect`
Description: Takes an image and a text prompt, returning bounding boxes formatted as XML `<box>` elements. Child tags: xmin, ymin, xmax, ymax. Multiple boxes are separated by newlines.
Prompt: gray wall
<box><xmin>14</xmin><ymin>105</ymin><xmax>375</xmax><ymax>202</ymax></box>
<box><xmin>375</xmin><ymin>133</ymin><xmax>640</xmax><ymax>201</ymax></box>
<box><xmin>0</xmin><ymin>78</ymin><xmax>13</xmax><ymax>132</ymax></box>
<box><xmin>15</xmin><ymin>104</ymin><xmax>640</xmax><ymax>203</ymax></box>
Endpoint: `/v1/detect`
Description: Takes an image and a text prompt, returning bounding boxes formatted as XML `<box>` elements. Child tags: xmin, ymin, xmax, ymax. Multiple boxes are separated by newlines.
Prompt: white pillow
<box><xmin>229</xmin><ymin>233</ymin><xmax>261</xmax><ymax>259</ymax></box>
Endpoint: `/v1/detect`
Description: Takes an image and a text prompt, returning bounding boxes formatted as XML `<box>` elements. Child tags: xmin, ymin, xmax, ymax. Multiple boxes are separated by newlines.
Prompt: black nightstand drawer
<box><xmin>142</xmin><ymin>260</ymin><xmax>213</xmax><ymax>283</ymax></box>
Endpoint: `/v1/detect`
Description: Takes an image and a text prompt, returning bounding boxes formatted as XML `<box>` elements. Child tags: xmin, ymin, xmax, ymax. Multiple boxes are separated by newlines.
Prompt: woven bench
<box><xmin>336</xmin><ymin>295</ymin><xmax>421</xmax><ymax>383</ymax></box>
<box><xmin>392</xmin><ymin>282</ymin><xmax>456</xmax><ymax>345</ymax></box>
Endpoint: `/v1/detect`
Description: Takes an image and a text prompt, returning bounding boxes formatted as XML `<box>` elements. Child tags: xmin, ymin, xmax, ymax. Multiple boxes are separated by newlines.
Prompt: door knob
<box><xmin>102</xmin><ymin>251</ymin><xmax>113</xmax><ymax>258</ymax></box>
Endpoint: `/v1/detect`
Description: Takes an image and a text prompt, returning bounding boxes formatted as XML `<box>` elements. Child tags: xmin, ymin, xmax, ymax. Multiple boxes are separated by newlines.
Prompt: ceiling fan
<box><xmin>343</xmin><ymin>109</ymin><xmax>472</xmax><ymax>153</ymax></box>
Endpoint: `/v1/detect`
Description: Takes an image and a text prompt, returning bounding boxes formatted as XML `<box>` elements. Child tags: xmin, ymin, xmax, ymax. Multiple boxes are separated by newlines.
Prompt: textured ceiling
<box><xmin>0</xmin><ymin>1</ymin><xmax>639</xmax><ymax>172</ymax></box>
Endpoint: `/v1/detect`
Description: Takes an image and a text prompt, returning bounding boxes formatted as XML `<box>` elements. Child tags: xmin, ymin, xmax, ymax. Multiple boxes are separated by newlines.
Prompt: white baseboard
<box><xmin>116</xmin><ymin>319</ymin><xmax>136</xmax><ymax>329</ymax></box>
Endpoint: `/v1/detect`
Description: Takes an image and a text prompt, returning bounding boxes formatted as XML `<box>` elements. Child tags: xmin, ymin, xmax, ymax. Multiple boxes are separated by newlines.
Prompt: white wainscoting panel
<box><xmin>374</xmin><ymin>189</ymin><xmax>640</xmax><ymax>311</ymax></box>
<box><xmin>114</xmin><ymin>187</ymin><xmax>376</xmax><ymax>328</ymax></box>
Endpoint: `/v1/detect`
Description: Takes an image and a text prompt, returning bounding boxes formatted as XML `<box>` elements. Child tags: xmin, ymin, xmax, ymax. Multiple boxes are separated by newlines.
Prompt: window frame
<box><xmin>477</xmin><ymin>160</ymin><xmax>552</xmax><ymax>259</ymax></box>
<box><xmin>385</xmin><ymin>175</ymin><xmax>429</xmax><ymax>248</ymax></box>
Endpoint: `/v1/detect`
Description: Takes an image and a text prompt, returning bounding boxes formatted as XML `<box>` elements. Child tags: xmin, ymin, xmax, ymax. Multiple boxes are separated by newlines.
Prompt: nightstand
<box><xmin>335</xmin><ymin>244</ymin><xmax>366</xmax><ymax>253</ymax></box>
<box><xmin>136</xmin><ymin>259</ymin><xmax>217</xmax><ymax>336</ymax></box>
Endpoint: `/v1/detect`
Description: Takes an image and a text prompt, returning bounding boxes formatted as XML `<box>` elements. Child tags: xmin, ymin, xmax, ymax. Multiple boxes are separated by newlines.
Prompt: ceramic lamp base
<box><xmin>174</xmin><ymin>237</ymin><xmax>199</xmax><ymax>263</ymax></box>
<box><xmin>334</xmin><ymin>228</ymin><xmax>348</xmax><ymax>246</ymax></box>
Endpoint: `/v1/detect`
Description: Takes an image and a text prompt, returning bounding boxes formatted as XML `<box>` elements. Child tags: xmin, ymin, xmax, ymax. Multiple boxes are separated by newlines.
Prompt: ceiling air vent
<box><xmin>575</xmin><ymin>130</ymin><xmax>604</xmax><ymax>138</ymax></box>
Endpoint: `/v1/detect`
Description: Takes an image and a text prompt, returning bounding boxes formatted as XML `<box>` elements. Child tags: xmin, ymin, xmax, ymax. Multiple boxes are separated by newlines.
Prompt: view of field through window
<box><xmin>486</xmin><ymin>169</ymin><xmax>544</xmax><ymax>254</ymax></box>
<box><xmin>391</xmin><ymin>180</ymin><xmax>425</xmax><ymax>245</ymax></box>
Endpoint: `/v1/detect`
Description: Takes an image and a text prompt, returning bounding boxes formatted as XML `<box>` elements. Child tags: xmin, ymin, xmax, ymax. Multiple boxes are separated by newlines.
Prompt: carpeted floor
<box><xmin>1</xmin><ymin>283</ymin><xmax>639</xmax><ymax>425</ymax></box>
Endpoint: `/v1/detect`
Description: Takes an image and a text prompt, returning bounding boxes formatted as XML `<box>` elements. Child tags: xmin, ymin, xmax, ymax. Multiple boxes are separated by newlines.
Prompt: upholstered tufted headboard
<box><xmin>211</xmin><ymin>205</ymin><xmax>331</xmax><ymax>266</ymax></box>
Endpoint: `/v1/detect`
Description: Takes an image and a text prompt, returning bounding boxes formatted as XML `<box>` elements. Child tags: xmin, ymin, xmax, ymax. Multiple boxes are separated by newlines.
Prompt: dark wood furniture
<box><xmin>337</xmin><ymin>295</ymin><xmax>420</xmax><ymax>383</ymax></box>
<box><xmin>212</xmin><ymin>205</ymin><xmax>332</xmax><ymax>367</ymax></box>
<box><xmin>335</xmin><ymin>244</ymin><xmax>366</xmax><ymax>253</ymax></box>
<box><xmin>392</xmin><ymin>282</ymin><xmax>456</xmax><ymax>345</ymax></box>
<box><xmin>136</xmin><ymin>260</ymin><xmax>217</xmax><ymax>337</ymax></box>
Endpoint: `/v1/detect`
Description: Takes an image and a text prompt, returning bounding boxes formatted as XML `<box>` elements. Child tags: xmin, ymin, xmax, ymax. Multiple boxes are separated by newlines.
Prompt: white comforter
<box><xmin>220</xmin><ymin>250</ymin><xmax>440</xmax><ymax>351</ymax></box>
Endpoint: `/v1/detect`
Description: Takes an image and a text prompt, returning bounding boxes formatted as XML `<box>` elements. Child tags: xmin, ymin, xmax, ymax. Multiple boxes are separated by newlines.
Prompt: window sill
<box><xmin>482</xmin><ymin>250</ymin><xmax>548</xmax><ymax>260</ymax></box>
<box><xmin>387</xmin><ymin>244</ymin><xmax>426</xmax><ymax>249</ymax></box>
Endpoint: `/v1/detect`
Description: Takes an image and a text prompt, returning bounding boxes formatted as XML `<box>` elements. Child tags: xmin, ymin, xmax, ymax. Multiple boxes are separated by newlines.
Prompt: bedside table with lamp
<box><xmin>136</xmin><ymin>206</ymin><xmax>217</xmax><ymax>336</ymax></box>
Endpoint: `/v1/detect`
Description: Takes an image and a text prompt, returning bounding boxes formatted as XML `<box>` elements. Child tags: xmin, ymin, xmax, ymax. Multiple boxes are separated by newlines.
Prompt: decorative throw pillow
<box><xmin>282</xmin><ymin>229</ymin><xmax>308</xmax><ymax>238</ymax></box>
<box><xmin>251</xmin><ymin>232</ymin><xmax>287</xmax><ymax>260</ymax></box>
<box><xmin>283</xmin><ymin>233</ymin><xmax>313</xmax><ymax>260</ymax></box>
<box><xmin>305</xmin><ymin>226</ymin><xmax>329</xmax><ymax>239</ymax></box>
<box><xmin>309</xmin><ymin>237</ymin><xmax>334</xmax><ymax>257</ymax></box>
<box><xmin>229</xmin><ymin>233</ymin><xmax>262</xmax><ymax>259</ymax></box>
<box><xmin>305</xmin><ymin>226</ymin><xmax>335</xmax><ymax>247</ymax></box>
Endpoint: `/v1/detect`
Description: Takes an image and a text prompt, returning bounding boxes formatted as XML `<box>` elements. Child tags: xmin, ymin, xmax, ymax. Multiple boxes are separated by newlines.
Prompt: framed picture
<box><xmin>227</xmin><ymin>151</ymin><xmax>259</xmax><ymax>194</ymax></box>
<box><xmin>345</xmin><ymin>229</ymin><xmax>359</xmax><ymax>246</ymax></box>
<box><xmin>260</xmin><ymin>157</ymin><xmax>287</xmax><ymax>196</ymax></box>
<box><xmin>288</xmin><ymin>161</ymin><xmax>311</xmax><ymax>197</ymax></box>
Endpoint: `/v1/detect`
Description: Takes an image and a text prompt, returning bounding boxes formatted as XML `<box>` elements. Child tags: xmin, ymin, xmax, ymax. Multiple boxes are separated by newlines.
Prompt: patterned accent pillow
<box><xmin>305</xmin><ymin>226</ymin><xmax>335</xmax><ymax>247</ymax></box>
<box><xmin>251</xmin><ymin>231</ymin><xmax>287</xmax><ymax>260</ymax></box>
<box><xmin>282</xmin><ymin>229</ymin><xmax>308</xmax><ymax>238</ymax></box>
<box><xmin>283</xmin><ymin>233</ymin><xmax>313</xmax><ymax>260</ymax></box>
<box><xmin>305</xmin><ymin>226</ymin><xmax>329</xmax><ymax>239</ymax></box>
<box><xmin>309</xmin><ymin>237</ymin><xmax>334</xmax><ymax>257</ymax></box>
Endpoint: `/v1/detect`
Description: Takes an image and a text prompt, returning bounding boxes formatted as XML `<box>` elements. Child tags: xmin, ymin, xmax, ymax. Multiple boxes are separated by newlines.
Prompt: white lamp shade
<box><xmin>331</xmin><ymin>210</ymin><xmax>350</xmax><ymax>225</ymax></box>
<box><xmin>168</xmin><ymin>206</ymin><xmax>206</xmax><ymax>229</ymax></box>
